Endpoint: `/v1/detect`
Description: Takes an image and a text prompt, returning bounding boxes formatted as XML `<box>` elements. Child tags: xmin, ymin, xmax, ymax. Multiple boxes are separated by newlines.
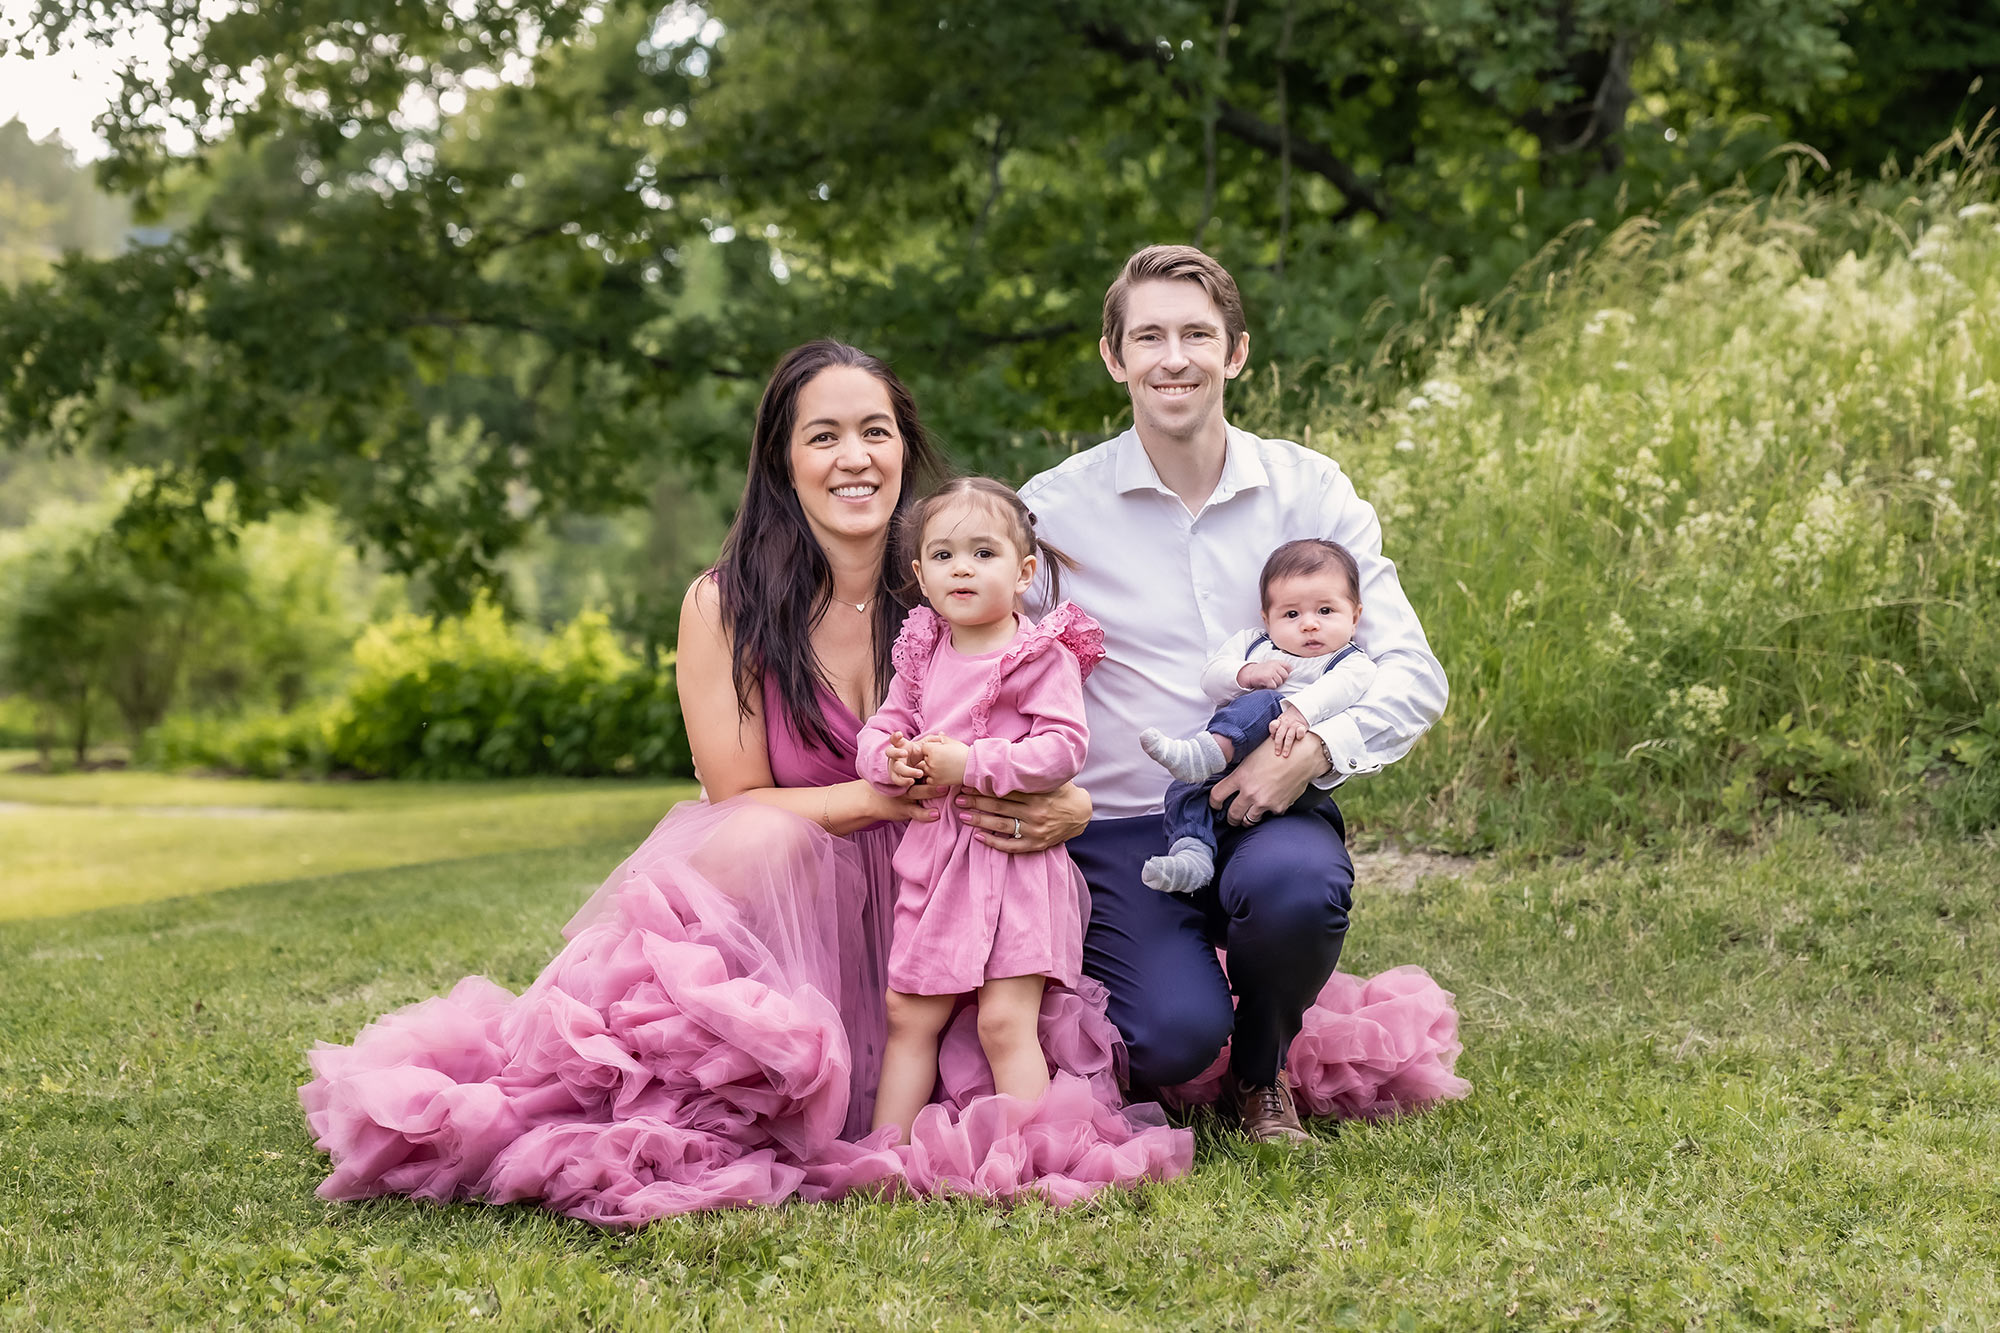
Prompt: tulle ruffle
<box><xmin>302</xmin><ymin>798</ymin><xmax>1191</xmax><ymax>1226</ymax></box>
<box><xmin>1162</xmin><ymin>962</ymin><xmax>1471</xmax><ymax>1117</ymax></box>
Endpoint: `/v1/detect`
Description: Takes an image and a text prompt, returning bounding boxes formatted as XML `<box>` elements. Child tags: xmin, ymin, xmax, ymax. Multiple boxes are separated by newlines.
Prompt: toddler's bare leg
<box><xmin>976</xmin><ymin>975</ymin><xmax>1051</xmax><ymax>1104</ymax></box>
<box><xmin>873</xmin><ymin>989</ymin><xmax>957</xmax><ymax>1143</ymax></box>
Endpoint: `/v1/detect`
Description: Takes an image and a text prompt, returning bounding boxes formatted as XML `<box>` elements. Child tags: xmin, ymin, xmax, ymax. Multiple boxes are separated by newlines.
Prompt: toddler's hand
<box><xmin>918</xmin><ymin>734</ymin><xmax>971</xmax><ymax>787</ymax></box>
<box><xmin>1237</xmin><ymin>661</ymin><xmax>1292</xmax><ymax>691</ymax></box>
<box><xmin>1269</xmin><ymin>704</ymin><xmax>1310</xmax><ymax>758</ymax></box>
<box><xmin>884</xmin><ymin>731</ymin><xmax>925</xmax><ymax>789</ymax></box>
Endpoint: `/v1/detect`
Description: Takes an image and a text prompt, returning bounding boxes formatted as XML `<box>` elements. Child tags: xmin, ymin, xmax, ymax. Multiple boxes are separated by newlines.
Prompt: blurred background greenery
<box><xmin>1</xmin><ymin>0</ymin><xmax>1995</xmax><ymax>849</ymax></box>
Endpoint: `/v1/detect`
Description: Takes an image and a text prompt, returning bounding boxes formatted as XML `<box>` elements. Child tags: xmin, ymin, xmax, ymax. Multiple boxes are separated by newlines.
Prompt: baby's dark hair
<box><xmin>897</xmin><ymin>476</ymin><xmax>1078</xmax><ymax>606</ymax></box>
<box><xmin>1259</xmin><ymin>538</ymin><xmax>1361</xmax><ymax>609</ymax></box>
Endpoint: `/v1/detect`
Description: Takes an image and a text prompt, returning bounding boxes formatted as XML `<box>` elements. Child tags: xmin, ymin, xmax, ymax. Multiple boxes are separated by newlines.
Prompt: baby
<box><xmin>1137</xmin><ymin>537</ymin><xmax>1376</xmax><ymax>893</ymax></box>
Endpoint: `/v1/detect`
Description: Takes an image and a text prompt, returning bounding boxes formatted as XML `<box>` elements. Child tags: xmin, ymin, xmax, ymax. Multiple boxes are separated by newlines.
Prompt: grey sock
<box><xmin>1140</xmin><ymin>727</ymin><xmax>1226</xmax><ymax>784</ymax></box>
<box><xmin>1141</xmin><ymin>838</ymin><xmax>1216</xmax><ymax>894</ymax></box>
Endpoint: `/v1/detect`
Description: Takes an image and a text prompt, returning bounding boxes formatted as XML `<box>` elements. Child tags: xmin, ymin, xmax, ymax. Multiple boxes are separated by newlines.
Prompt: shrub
<box><xmin>0</xmin><ymin>694</ymin><xmax>49</xmax><ymax>750</ymax></box>
<box><xmin>143</xmin><ymin>601</ymin><xmax>692</xmax><ymax>780</ymax></box>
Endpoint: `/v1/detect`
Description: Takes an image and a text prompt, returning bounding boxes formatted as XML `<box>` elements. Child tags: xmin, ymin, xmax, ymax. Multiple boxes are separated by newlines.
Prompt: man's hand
<box><xmin>1268</xmin><ymin>703</ymin><xmax>1310</xmax><ymax>758</ymax></box>
<box><xmin>1210</xmin><ymin>733</ymin><xmax>1328</xmax><ymax>825</ymax></box>
<box><xmin>958</xmin><ymin>782</ymin><xmax>1093</xmax><ymax>852</ymax></box>
<box><xmin>918</xmin><ymin>734</ymin><xmax>971</xmax><ymax>787</ymax></box>
<box><xmin>883</xmin><ymin>731</ymin><xmax>925</xmax><ymax>789</ymax></box>
<box><xmin>1236</xmin><ymin>661</ymin><xmax>1291</xmax><ymax>691</ymax></box>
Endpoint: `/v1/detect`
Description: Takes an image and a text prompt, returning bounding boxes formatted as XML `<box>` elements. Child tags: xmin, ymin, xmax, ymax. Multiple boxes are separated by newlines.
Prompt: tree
<box><xmin>3</xmin><ymin>0</ymin><xmax>1994</xmax><ymax>605</ymax></box>
<box><xmin>2</xmin><ymin>545</ymin><xmax>121</xmax><ymax>763</ymax></box>
<box><xmin>0</xmin><ymin>117</ymin><xmax>130</xmax><ymax>285</ymax></box>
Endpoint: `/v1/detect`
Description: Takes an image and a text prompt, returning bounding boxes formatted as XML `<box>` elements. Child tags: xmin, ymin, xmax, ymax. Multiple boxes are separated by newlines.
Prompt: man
<box><xmin>1017</xmin><ymin>244</ymin><xmax>1447</xmax><ymax>1141</ymax></box>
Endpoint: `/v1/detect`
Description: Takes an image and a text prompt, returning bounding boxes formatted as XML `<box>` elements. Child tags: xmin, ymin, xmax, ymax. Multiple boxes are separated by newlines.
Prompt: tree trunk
<box><xmin>70</xmin><ymin>686</ymin><xmax>91</xmax><ymax>767</ymax></box>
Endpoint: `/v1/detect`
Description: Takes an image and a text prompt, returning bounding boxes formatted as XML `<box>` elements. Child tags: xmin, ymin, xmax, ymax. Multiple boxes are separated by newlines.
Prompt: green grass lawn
<box><xmin>2</xmin><ymin>812</ymin><xmax>1995</xmax><ymax>1329</ymax></box>
<box><xmin>0</xmin><ymin>762</ymin><xmax>698</xmax><ymax>921</ymax></box>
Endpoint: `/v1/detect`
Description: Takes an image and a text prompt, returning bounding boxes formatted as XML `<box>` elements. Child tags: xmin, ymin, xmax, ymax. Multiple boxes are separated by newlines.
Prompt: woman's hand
<box><xmin>867</xmin><ymin>780</ymin><xmax>949</xmax><ymax>826</ymax></box>
<box><xmin>957</xmin><ymin>782</ymin><xmax>1092</xmax><ymax>853</ymax></box>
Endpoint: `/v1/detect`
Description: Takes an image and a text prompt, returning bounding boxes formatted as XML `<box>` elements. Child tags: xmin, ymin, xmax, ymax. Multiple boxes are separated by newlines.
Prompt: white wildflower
<box><xmin>1581</xmin><ymin>307</ymin><xmax>1636</xmax><ymax>339</ymax></box>
<box><xmin>1657</xmin><ymin>684</ymin><xmax>1730</xmax><ymax>737</ymax></box>
<box><xmin>1591</xmin><ymin>611</ymin><xmax>1636</xmax><ymax>662</ymax></box>
<box><xmin>1419</xmin><ymin>378</ymin><xmax>1466</xmax><ymax>410</ymax></box>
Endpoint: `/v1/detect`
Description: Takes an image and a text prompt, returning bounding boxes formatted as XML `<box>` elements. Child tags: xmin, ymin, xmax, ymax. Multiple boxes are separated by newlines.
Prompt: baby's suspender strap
<box><xmin>1245</xmin><ymin>633</ymin><xmax>1271</xmax><ymax>659</ymax></box>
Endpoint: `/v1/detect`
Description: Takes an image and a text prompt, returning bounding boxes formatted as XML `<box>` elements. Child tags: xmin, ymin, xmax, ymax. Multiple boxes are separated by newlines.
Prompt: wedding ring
<box><xmin>1012</xmin><ymin>817</ymin><xmax>1022</xmax><ymax>838</ymax></box>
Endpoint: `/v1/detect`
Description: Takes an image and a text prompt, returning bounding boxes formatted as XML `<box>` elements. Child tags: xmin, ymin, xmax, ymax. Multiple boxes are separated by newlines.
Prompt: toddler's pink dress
<box><xmin>857</xmin><ymin>603</ymin><xmax>1101</xmax><ymax>996</ymax></box>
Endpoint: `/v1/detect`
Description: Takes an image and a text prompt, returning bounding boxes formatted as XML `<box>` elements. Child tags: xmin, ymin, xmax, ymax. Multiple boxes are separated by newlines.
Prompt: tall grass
<box><xmin>1269</xmin><ymin>131</ymin><xmax>2000</xmax><ymax>853</ymax></box>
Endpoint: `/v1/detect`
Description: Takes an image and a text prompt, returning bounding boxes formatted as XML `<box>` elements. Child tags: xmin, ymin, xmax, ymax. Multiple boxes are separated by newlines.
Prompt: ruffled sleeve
<box><xmin>888</xmin><ymin>606</ymin><xmax>947</xmax><ymax>715</ymax></box>
<box><xmin>961</xmin><ymin>603</ymin><xmax>1100</xmax><ymax>795</ymax></box>
<box><xmin>1037</xmin><ymin>602</ymin><xmax>1105</xmax><ymax>682</ymax></box>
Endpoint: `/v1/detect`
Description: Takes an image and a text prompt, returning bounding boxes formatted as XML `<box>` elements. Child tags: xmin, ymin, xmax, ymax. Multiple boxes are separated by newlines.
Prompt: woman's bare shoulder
<box><xmin>683</xmin><ymin>570</ymin><xmax>723</xmax><ymax>619</ymax></box>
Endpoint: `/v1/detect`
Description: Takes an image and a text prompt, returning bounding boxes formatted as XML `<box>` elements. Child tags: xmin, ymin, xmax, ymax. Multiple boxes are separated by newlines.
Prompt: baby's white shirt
<box><xmin>1199</xmin><ymin>629</ymin><xmax>1379</xmax><ymax>728</ymax></box>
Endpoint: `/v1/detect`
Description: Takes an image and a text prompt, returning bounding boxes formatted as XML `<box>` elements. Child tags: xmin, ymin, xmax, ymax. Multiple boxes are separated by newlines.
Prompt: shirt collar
<box><xmin>1111</xmin><ymin>424</ymin><xmax>1271</xmax><ymax>502</ymax></box>
<box><xmin>1212</xmin><ymin>424</ymin><xmax>1270</xmax><ymax>504</ymax></box>
<box><xmin>1111</xmin><ymin>428</ymin><xmax>1169</xmax><ymax>495</ymax></box>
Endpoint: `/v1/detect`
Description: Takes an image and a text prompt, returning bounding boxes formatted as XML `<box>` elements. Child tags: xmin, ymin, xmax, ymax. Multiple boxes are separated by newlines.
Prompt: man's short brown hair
<box><xmin>1102</xmin><ymin>245</ymin><xmax>1248</xmax><ymax>363</ymax></box>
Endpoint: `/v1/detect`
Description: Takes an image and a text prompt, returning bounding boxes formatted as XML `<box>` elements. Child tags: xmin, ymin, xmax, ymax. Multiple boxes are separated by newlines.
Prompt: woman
<box><xmin>301</xmin><ymin>342</ymin><xmax>1191</xmax><ymax>1224</ymax></box>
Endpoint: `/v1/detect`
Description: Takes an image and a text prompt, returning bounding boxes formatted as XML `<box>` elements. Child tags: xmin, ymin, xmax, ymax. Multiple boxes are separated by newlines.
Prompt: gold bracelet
<box><xmin>820</xmin><ymin>789</ymin><xmax>834</xmax><ymax>833</ymax></box>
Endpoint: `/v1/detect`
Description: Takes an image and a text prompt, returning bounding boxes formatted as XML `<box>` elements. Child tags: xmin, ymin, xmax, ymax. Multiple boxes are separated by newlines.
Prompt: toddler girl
<box><xmin>856</xmin><ymin>477</ymin><xmax>1103</xmax><ymax>1143</ymax></box>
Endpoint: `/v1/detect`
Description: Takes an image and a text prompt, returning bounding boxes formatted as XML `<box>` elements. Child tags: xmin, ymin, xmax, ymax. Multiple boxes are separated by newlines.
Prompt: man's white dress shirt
<box><xmin>1020</xmin><ymin>424</ymin><xmax>1447</xmax><ymax>821</ymax></box>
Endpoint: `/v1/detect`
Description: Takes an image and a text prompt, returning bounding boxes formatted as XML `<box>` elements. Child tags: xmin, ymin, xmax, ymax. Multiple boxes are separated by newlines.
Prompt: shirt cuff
<box><xmin>1309</xmin><ymin>712</ymin><xmax>1377</xmax><ymax>788</ymax></box>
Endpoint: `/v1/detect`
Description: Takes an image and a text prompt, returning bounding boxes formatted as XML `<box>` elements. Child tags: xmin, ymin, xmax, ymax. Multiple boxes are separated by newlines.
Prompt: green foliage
<box><xmin>6</xmin><ymin>0</ymin><xmax>1997</xmax><ymax>599</ymax></box>
<box><xmin>1319</xmin><ymin>142</ymin><xmax>2000</xmax><ymax>851</ymax></box>
<box><xmin>145</xmin><ymin>600</ymin><xmax>693</xmax><ymax>780</ymax></box>
<box><xmin>0</xmin><ymin>493</ymin><xmax>372</xmax><ymax>761</ymax></box>
<box><xmin>0</xmin><ymin>531</ymin><xmax>121</xmax><ymax>763</ymax></box>
<box><xmin>4</xmin><ymin>824</ymin><xmax>1997</xmax><ymax>1325</ymax></box>
<box><xmin>0</xmin><ymin>694</ymin><xmax>41</xmax><ymax>747</ymax></box>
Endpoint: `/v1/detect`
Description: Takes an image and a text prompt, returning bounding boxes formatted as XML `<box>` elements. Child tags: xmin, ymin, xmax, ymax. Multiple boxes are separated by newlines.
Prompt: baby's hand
<box><xmin>1238</xmin><ymin>661</ymin><xmax>1292</xmax><ymax>691</ymax></box>
<box><xmin>918</xmin><ymin>734</ymin><xmax>971</xmax><ymax>787</ymax></box>
<box><xmin>884</xmin><ymin>732</ymin><xmax>925</xmax><ymax>789</ymax></box>
<box><xmin>1269</xmin><ymin>704</ymin><xmax>1310</xmax><ymax>758</ymax></box>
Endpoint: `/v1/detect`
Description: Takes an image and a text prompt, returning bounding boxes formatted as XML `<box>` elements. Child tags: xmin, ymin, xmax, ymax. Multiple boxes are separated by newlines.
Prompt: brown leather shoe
<box><xmin>1230</xmin><ymin>1077</ymin><xmax>1310</xmax><ymax>1144</ymax></box>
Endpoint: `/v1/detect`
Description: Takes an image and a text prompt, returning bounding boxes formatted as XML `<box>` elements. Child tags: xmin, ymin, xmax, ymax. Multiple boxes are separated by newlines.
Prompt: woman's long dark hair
<box><xmin>712</xmin><ymin>340</ymin><xmax>948</xmax><ymax>753</ymax></box>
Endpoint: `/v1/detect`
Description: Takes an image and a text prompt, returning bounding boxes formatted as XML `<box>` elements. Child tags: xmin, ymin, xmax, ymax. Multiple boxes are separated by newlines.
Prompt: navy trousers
<box><xmin>1161</xmin><ymin>689</ymin><xmax>1320</xmax><ymax>853</ymax></box>
<box><xmin>1068</xmin><ymin>796</ymin><xmax>1353</xmax><ymax>1091</ymax></box>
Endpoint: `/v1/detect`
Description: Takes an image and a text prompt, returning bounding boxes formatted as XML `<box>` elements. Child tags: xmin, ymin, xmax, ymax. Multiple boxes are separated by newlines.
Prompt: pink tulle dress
<box><xmin>300</xmin><ymin>667</ymin><xmax>1470</xmax><ymax>1226</ymax></box>
<box><xmin>302</xmin><ymin>674</ymin><xmax>1189</xmax><ymax>1223</ymax></box>
<box><xmin>857</xmin><ymin>604</ymin><xmax>1101</xmax><ymax>996</ymax></box>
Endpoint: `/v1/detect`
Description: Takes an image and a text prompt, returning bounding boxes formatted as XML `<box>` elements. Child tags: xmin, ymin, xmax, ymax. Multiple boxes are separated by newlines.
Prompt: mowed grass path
<box><xmin>2</xmin><ymin>806</ymin><xmax>1996</xmax><ymax>1329</ymax></box>
<box><xmin>0</xmin><ymin>756</ymin><xmax>698</xmax><ymax>920</ymax></box>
